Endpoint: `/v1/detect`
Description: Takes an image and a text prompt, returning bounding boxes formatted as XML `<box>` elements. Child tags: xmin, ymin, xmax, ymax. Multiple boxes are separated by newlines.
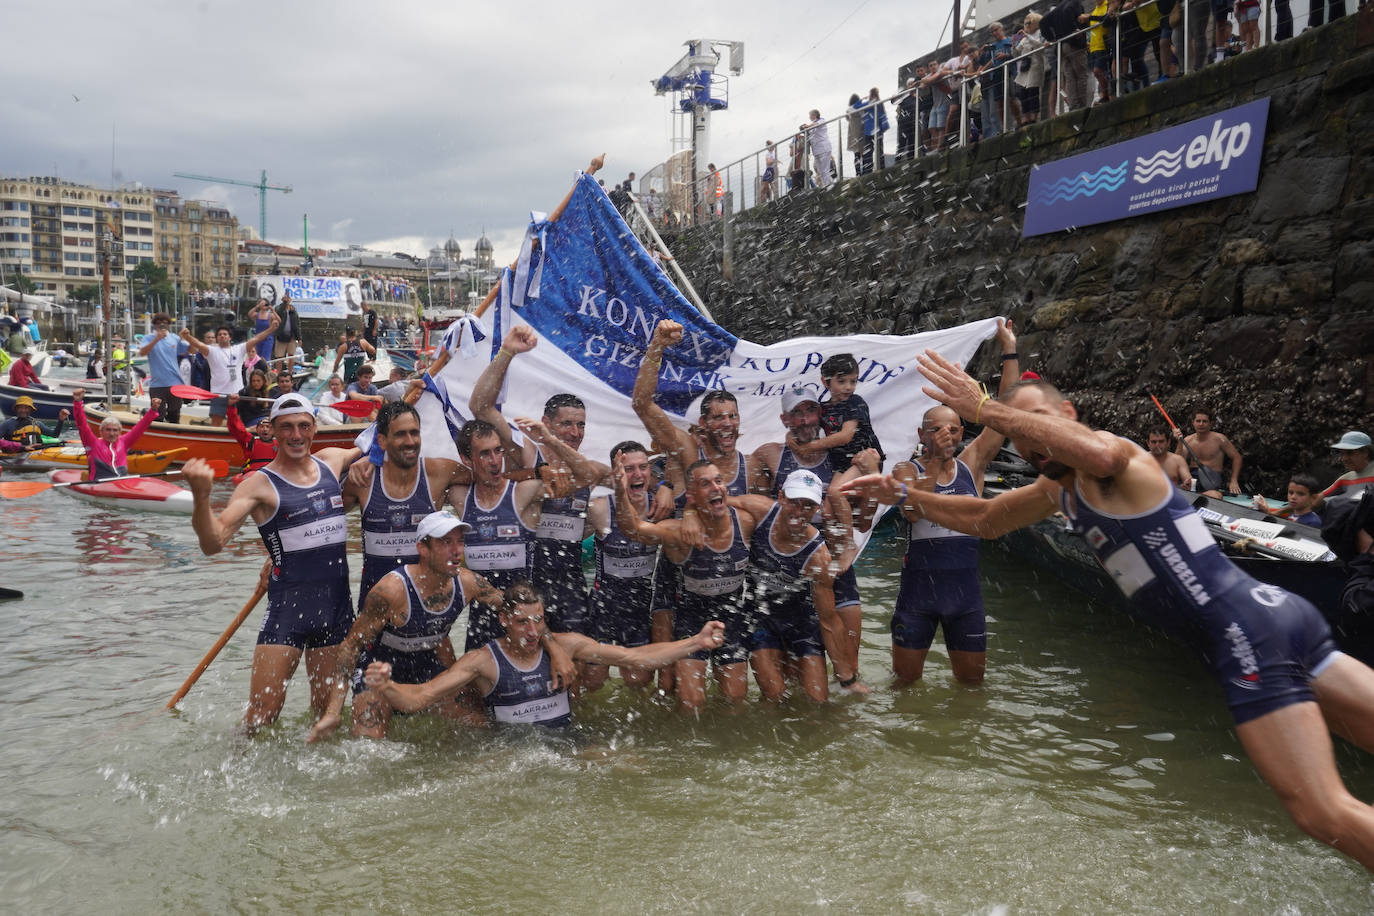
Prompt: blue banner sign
<box><xmin>1022</xmin><ymin>98</ymin><xmax>1270</xmax><ymax>237</ymax></box>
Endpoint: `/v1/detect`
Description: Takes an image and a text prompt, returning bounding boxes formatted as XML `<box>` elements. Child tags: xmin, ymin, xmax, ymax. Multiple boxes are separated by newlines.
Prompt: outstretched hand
<box><xmin>917</xmin><ymin>351</ymin><xmax>984</xmax><ymax>422</ymax></box>
<box><xmin>839</xmin><ymin>472</ymin><xmax>904</xmax><ymax>506</ymax></box>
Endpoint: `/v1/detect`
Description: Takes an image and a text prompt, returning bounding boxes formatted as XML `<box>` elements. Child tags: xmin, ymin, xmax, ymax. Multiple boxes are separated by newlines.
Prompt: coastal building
<box><xmin>0</xmin><ymin>175</ymin><xmax>158</xmax><ymax>298</ymax></box>
<box><xmin>152</xmin><ymin>190</ymin><xmax>239</xmax><ymax>292</ymax></box>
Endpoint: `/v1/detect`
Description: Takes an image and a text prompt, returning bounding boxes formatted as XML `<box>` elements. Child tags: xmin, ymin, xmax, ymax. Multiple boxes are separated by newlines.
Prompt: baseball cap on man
<box><xmin>415</xmin><ymin>510</ymin><xmax>473</xmax><ymax>540</ymax></box>
<box><xmin>1330</xmin><ymin>431</ymin><xmax>1372</xmax><ymax>451</ymax></box>
<box><xmin>781</xmin><ymin>384</ymin><xmax>823</xmax><ymax>413</ymax></box>
<box><xmin>781</xmin><ymin>470</ymin><xmax>826</xmax><ymax>505</ymax></box>
<box><xmin>269</xmin><ymin>393</ymin><xmax>316</xmax><ymax>421</ymax></box>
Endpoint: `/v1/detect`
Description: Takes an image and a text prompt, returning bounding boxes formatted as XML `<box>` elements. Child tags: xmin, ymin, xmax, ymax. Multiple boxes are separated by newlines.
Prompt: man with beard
<box><xmin>844</xmin><ymin>359</ymin><xmax>1374</xmax><ymax>874</ymax></box>
<box><xmin>1146</xmin><ymin>427</ymin><xmax>1193</xmax><ymax>489</ymax></box>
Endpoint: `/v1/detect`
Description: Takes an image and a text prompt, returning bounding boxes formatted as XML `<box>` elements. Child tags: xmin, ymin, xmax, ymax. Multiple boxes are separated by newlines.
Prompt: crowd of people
<box><xmin>164</xmin><ymin>310</ymin><xmax>1374</xmax><ymax>871</ymax></box>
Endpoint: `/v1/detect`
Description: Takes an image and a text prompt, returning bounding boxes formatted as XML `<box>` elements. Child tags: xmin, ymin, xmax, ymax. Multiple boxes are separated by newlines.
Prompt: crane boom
<box><xmin>171</xmin><ymin>169</ymin><xmax>292</xmax><ymax>240</ymax></box>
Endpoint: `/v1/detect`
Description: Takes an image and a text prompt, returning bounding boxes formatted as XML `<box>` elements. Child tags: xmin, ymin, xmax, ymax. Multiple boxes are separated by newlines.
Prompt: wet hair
<box><xmin>820</xmin><ymin>353</ymin><xmax>859</xmax><ymax>379</ymax></box>
<box><xmin>699</xmin><ymin>390</ymin><xmax>737</xmax><ymax>417</ymax></box>
<box><xmin>1146</xmin><ymin>427</ymin><xmax>1171</xmax><ymax>441</ymax></box>
<box><xmin>456</xmin><ymin>418</ymin><xmax>499</xmax><ymax>458</ymax></box>
<box><xmin>610</xmin><ymin>439</ymin><xmax>649</xmax><ymax>463</ymax></box>
<box><xmin>1193</xmin><ymin>406</ymin><xmax>1214</xmax><ymax>421</ymax></box>
<box><xmin>1289</xmin><ymin>473</ymin><xmax>1320</xmax><ymax>493</ymax></box>
<box><xmin>500</xmin><ymin>579</ymin><xmax>544</xmax><ymax>613</ymax></box>
<box><xmin>376</xmin><ymin>400</ymin><xmax>420</xmax><ymax>436</ymax></box>
<box><xmin>543</xmin><ymin>393</ymin><xmax>585</xmax><ymax>417</ymax></box>
<box><xmin>686</xmin><ymin>457</ymin><xmax>716</xmax><ymax>480</ymax></box>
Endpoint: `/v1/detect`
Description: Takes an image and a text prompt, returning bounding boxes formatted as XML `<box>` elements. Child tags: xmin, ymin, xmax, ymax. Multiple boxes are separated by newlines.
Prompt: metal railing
<box><xmin>656</xmin><ymin>0</ymin><xmax>1327</xmax><ymax>228</ymax></box>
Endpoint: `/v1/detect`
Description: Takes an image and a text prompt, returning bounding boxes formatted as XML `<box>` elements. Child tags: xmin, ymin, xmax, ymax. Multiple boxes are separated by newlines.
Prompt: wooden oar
<box><xmin>165</xmin><ymin>578</ymin><xmax>268</xmax><ymax>710</ymax></box>
<box><xmin>0</xmin><ymin>461</ymin><xmax>229</xmax><ymax>498</ymax></box>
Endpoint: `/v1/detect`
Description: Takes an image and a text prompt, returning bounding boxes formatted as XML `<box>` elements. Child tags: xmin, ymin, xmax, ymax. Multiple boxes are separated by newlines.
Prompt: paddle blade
<box><xmin>0</xmin><ymin>481</ymin><xmax>53</xmax><ymax>499</ymax></box>
<box><xmin>206</xmin><ymin>460</ymin><xmax>231</xmax><ymax>478</ymax></box>
<box><xmin>330</xmin><ymin>399</ymin><xmax>377</xmax><ymax>418</ymax></box>
<box><xmin>171</xmin><ymin>384</ymin><xmax>217</xmax><ymax>401</ymax></box>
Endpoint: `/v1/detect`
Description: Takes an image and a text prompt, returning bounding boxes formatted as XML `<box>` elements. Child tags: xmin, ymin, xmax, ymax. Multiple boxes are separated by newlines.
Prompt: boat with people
<box><xmin>0</xmin><ymin>379</ymin><xmax>104</xmax><ymax>420</ymax></box>
<box><xmin>0</xmin><ymin>444</ymin><xmax>185</xmax><ymax>474</ymax></box>
<box><xmin>79</xmin><ymin>405</ymin><xmax>368</xmax><ymax>465</ymax></box>
<box><xmin>46</xmin><ymin>468</ymin><xmax>194</xmax><ymax>514</ymax></box>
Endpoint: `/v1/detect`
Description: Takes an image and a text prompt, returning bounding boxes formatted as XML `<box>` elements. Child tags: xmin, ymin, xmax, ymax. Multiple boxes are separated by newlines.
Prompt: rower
<box><xmin>70</xmin><ymin>388</ymin><xmax>160</xmax><ymax>481</ymax></box>
<box><xmin>613</xmin><ymin>458</ymin><xmax>760</xmax><ymax>713</ymax></box>
<box><xmin>844</xmin><ymin>360</ymin><xmax>1374</xmax><ymax>873</ymax></box>
<box><xmin>0</xmin><ymin>395</ymin><xmax>69</xmax><ymax>449</ymax></box>
<box><xmin>306</xmin><ymin>511</ymin><xmax>574</xmax><ymax>742</ymax></box>
<box><xmin>331</xmin><ymin>327</ymin><xmax>375</xmax><ymax>384</ymax></box>
<box><xmin>184</xmin><ymin>393</ymin><xmax>362</xmax><ymax>734</ymax></box>
<box><xmin>227</xmin><ymin>394</ymin><xmax>276</xmax><ymax>478</ymax></box>
<box><xmin>362</xmin><ymin>580</ymin><xmax>726</xmax><ymax>728</ymax></box>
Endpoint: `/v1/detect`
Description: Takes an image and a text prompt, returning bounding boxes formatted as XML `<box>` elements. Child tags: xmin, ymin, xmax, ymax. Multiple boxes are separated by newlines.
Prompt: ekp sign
<box><xmin>1022</xmin><ymin>98</ymin><xmax>1269</xmax><ymax>237</ymax></box>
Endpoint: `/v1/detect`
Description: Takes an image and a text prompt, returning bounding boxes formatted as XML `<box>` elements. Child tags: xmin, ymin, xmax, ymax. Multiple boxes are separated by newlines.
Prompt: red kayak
<box><xmin>48</xmin><ymin>469</ymin><xmax>195</xmax><ymax>515</ymax></box>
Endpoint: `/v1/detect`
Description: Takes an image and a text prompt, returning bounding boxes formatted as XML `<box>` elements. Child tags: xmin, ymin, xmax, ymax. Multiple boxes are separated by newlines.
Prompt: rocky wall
<box><xmin>665</xmin><ymin>14</ymin><xmax>1374</xmax><ymax>495</ymax></box>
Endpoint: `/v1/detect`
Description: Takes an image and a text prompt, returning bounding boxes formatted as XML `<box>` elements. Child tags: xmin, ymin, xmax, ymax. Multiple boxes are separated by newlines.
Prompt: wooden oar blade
<box><xmin>0</xmin><ymin>481</ymin><xmax>53</xmax><ymax>499</ymax></box>
<box><xmin>331</xmin><ymin>399</ymin><xmax>377</xmax><ymax>418</ymax></box>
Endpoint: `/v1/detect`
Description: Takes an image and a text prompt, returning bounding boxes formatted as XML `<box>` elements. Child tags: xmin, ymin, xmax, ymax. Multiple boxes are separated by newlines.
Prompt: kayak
<box><xmin>1</xmin><ymin>445</ymin><xmax>186</xmax><ymax>473</ymax></box>
<box><xmin>47</xmin><ymin>469</ymin><xmax>194</xmax><ymax>514</ymax></box>
<box><xmin>81</xmin><ymin>406</ymin><xmax>368</xmax><ymax>465</ymax></box>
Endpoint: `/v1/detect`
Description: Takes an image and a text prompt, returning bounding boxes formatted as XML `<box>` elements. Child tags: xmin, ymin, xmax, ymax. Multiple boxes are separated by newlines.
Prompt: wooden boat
<box><xmin>0</xmin><ymin>445</ymin><xmax>186</xmax><ymax>473</ymax></box>
<box><xmin>80</xmin><ymin>406</ymin><xmax>369</xmax><ymax>465</ymax></box>
<box><xmin>48</xmin><ymin>468</ymin><xmax>194</xmax><ymax>514</ymax></box>
<box><xmin>0</xmin><ymin>380</ymin><xmax>104</xmax><ymax>421</ymax></box>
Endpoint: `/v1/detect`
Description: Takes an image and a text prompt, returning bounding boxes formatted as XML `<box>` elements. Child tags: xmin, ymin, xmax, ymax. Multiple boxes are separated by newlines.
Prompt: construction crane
<box><xmin>171</xmin><ymin>169</ymin><xmax>292</xmax><ymax>240</ymax></box>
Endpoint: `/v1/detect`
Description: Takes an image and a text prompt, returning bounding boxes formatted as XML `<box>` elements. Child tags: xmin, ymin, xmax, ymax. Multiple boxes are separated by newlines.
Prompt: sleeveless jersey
<box><xmin>484</xmin><ymin>641</ymin><xmax>572</xmax><ymax>727</ymax></box>
<box><xmin>1060</xmin><ymin>477</ymin><xmax>1249</xmax><ymax>641</ymax></box>
<box><xmin>680</xmin><ymin>508</ymin><xmax>750</xmax><ymax>609</ymax></box>
<box><xmin>360</xmin><ymin>462</ymin><xmax>434</xmax><ymax>601</ymax></box>
<box><xmin>748</xmin><ymin>502</ymin><xmax>824</xmax><ymax>619</ymax></box>
<box><xmin>460</xmin><ymin>481</ymin><xmax>535</xmax><ymax>586</ymax></box>
<box><xmin>772</xmin><ymin>446</ymin><xmax>833</xmax><ymax>498</ymax></box>
<box><xmin>592</xmin><ymin>492</ymin><xmax>659</xmax><ymax>606</ymax></box>
<box><xmin>374</xmin><ymin>566</ymin><xmax>467</xmax><ymax>655</ymax></box>
<box><xmin>257</xmin><ymin>457</ymin><xmax>349</xmax><ymax>589</ymax></box>
<box><xmin>906</xmin><ymin>459</ymin><xmax>981</xmax><ymax>570</ymax></box>
<box><xmin>532</xmin><ymin>454</ymin><xmax>590</xmax><ymax>592</ymax></box>
<box><xmin>675</xmin><ymin>448</ymin><xmax>750</xmax><ymax>512</ymax></box>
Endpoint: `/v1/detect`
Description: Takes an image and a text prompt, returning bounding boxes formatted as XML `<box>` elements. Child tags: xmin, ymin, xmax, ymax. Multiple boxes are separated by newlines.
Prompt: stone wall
<box><xmin>665</xmin><ymin>14</ymin><xmax>1374</xmax><ymax>494</ymax></box>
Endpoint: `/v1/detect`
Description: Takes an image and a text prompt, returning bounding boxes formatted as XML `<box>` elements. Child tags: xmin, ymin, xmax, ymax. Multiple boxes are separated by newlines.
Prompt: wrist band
<box><xmin>838</xmin><ymin>674</ymin><xmax>859</xmax><ymax>688</ymax></box>
<box><xmin>974</xmin><ymin>394</ymin><xmax>991</xmax><ymax>423</ymax></box>
<box><xmin>1001</xmin><ymin>352</ymin><xmax>1018</xmax><ymax>361</ymax></box>
<box><xmin>895</xmin><ymin>481</ymin><xmax>908</xmax><ymax>504</ymax></box>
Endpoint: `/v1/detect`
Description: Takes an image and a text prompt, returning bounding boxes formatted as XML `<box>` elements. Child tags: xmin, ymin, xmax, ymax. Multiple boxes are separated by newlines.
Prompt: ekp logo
<box><xmin>1133</xmin><ymin>117</ymin><xmax>1254</xmax><ymax>183</ymax></box>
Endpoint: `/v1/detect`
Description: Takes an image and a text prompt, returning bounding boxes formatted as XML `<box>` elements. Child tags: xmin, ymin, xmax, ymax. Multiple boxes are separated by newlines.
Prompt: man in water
<box><xmin>363</xmin><ymin>580</ymin><xmax>726</xmax><ymax>728</ymax></box>
<box><xmin>1146</xmin><ymin>427</ymin><xmax>1193</xmax><ymax>489</ymax></box>
<box><xmin>185</xmin><ymin>394</ymin><xmax>361</xmax><ymax>733</ymax></box>
<box><xmin>1173</xmin><ymin>407</ymin><xmax>1243</xmax><ymax>497</ymax></box>
<box><xmin>844</xmin><ymin>357</ymin><xmax>1374</xmax><ymax>873</ymax></box>
<box><xmin>307</xmin><ymin>511</ymin><xmax>574</xmax><ymax>741</ymax></box>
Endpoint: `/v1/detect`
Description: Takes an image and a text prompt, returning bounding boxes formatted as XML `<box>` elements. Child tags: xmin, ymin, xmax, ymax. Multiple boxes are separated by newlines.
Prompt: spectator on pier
<box><xmin>1014</xmin><ymin>13</ymin><xmax>1049</xmax><ymax>126</ymax></box>
<box><xmin>1080</xmin><ymin>0</ymin><xmax>1116</xmax><ymax>106</ymax></box>
<box><xmin>867</xmin><ymin>88</ymin><xmax>891</xmax><ymax>169</ymax></box>
<box><xmin>915</xmin><ymin>65</ymin><xmax>933</xmax><ymax>154</ymax></box>
<box><xmin>760</xmin><ymin>140</ymin><xmax>778</xmax><ymax>202</ymax></box>
<box><xmin>922</xmin><ymin>58</ymin><xmax>955</xmax><ymax>151</ymax></box>
<box><xmin>976</xmin><ymin>23</ymin><xmax>1015</xmax><ymax>138</ymax></box>
<box><xmin>1041</xmin><ymin>0</ymin><xmax>1090</xmax><ymax>111</ymax></box>
<box><xmin>896</xmin><ymin>78</ymin><xmax>918</xmax><ymax>161</ymax></box>
<box><xmin>805</xmin><ymin>111</ymin><xmax>834</xmax><ymax>188</ymax></box>
<box><xmin>847</xmin><ymin>95</ymin><xmax>870</xmax><ymax>175</ymax></box>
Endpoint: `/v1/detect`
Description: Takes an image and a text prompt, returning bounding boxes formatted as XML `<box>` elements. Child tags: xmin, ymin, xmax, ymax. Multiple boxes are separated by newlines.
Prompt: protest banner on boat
<box><xmin>248</xmin><ymin>275</ymin><xmax>365</xmax><ymax>319</ymax></box>
<box><xmin>406</xmin><ymin>173</ymin><xmax>999</xmax><ymax>473</ymax></box>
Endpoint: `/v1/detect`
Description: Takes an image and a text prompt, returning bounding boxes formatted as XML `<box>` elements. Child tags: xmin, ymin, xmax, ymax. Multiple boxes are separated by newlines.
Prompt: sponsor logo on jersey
<box><xmin>497</xmin><ymin>525</ymin><xmax>520</xmax><ymax>539</ymax></box>
<box><xmin>1224</xmin><ymin>621</ymin><xmax>1261</xmax><ymax>689</ymax></box>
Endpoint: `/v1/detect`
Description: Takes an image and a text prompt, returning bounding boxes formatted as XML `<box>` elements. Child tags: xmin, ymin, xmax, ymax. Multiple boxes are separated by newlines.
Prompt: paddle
<box><xmin>0</xmin><ymin>586</ymin><xmax>21</xmax><ymax>601</ymax></box>
<box><xmin>1148</xmin><ymin>392</ymin><xmax>1207</xmax><ymax>472</ymax></box>
<box><xmin>172</xmin><ymin>384</ymin><xmax>376</xmax><ymax>418</ymax></box>
<box><xmin>165</xmin><ymin>577</ymin><xmax>268</xmax><ymax>710</ymax></box>
<box><xmin>0</xmin><ymin>461</ymin><xmax>230</xmax><ymax>499</ymax></box>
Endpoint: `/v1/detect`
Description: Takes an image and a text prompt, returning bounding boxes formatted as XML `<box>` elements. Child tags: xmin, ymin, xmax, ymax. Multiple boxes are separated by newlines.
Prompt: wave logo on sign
<box><xmin>1132</xmin><ymin>117</ymin><xmax>1254</xmax><ymax>184</ymax></box>
<box><xmin>1032</xmin><ymin>161</ymin><xmax>1128</xmax><ymax>206</ymax></box>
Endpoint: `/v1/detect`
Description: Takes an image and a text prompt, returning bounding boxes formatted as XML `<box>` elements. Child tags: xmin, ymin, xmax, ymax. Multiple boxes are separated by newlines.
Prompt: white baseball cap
<box><xmin>781</xmin><ymin>469</ymin><xmax>826</xmax><ymax>505</ymax></box>
<box><xmin>781</xmin><ymin>384</ymin><xmax>823</xmax><ymax>413</ymax></box>
<box><xmin>1331</xmin><ymin>431</ymin><xmax>1372</xmax><ymax>451</ymax></box>
<box><xmin>269</xmin><ymin>393</ymin><xmax>316</xmax><ymax>421</ymax></box>
<box><xmin>415</xmin><ymin>510</ymin><xmax>472</xmax><ymax>540</ymax></box>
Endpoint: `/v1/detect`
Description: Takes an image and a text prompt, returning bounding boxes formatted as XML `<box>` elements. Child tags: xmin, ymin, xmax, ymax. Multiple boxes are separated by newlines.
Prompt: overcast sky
<box><xmin>2</xmin><ymin>1</ymin><xmax>952</xmax><ymax>265</ymax></box>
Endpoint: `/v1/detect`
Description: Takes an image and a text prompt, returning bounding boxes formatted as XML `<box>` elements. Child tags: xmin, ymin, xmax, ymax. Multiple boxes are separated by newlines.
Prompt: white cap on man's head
<box><xmin>1331</xmin><ymin>431</ymin><xmax>1372</xmax><ymax>451</ymax></box>
<box><xmin>416</xmin><ymin>510</ymin><xmax>473</xmax><ymax>540</ymax></box>
<box><xmin>781</xmin><ymin>384</ymin><xmax>823</xmax><ymax>413</ymax></box>
<box><xmin>781</xmin><ymin>470</ymin><xmax>826</xmax><ymax>505</ymax></box>
<box><xmin>269</xmin><ymin>393</ymin><xmax>316</xmax><ymax>421</ymax></box>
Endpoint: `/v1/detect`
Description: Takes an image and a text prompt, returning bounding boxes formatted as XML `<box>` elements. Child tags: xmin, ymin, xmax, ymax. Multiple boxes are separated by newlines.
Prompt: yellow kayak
<box><xmin>0</xmin><ymin>445</ymin><xmax>187</xmax><ymax>473</ymax></box>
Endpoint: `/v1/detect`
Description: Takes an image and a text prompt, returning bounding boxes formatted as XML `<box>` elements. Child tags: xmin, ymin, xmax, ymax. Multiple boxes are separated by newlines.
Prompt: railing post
<box><xmin>960</xmin><ymin>81</ymin><xmax>969</xmax><ymax>146</ymax></box>
<box><xmin>1183</xmin><ymin>0</ymin><xmax>1191</xmax><ymax>75</ymax></box>
<box><xmin>721</xmin><ymin>191</ymin><xmax>734</xmax><ymax>284</ymax></box>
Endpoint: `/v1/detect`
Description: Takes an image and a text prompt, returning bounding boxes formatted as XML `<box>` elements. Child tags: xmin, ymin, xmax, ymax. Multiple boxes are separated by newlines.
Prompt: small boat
<box><xmin>0</xmin><ymin>445</ymin><xmax>186</xmax><ymax>473</ymax></box>
<box><xmin>47</xmin><ymin>469</ymin><xmax>194</xmax><ymax>514</ymax></box>
<box><xmin>80</xmin><ymin>406</ymin><xmax>369</xmax><ymax>465</ymax></box>
<box><xmin>0</xmin><ymin>381</ymin><xmax>104</xmax><ymax>421</ymax></box>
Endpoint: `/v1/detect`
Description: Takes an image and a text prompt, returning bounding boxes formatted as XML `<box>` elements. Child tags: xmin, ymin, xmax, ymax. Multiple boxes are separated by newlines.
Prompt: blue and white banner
<box><xmin>250</xmin><ymin>275</ymin><xmax>364</xmax><ymax>319</ymax></box>
<box><xmin>1022</xmin><ymin>98</ymin><xmax>1269</xmax><ymax>237</ymax></box>
<box><xmin>425</xmin><ymin>173</ymin><xmax>1000</xmax><ymax>474</ymax></box>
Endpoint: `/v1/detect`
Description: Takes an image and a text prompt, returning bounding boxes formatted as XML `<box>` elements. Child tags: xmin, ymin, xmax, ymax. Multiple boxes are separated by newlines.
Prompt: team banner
<box><xmin>249</xmin><ymin>275</ymin><xmax>364</xmax><ymax>319</ymax></box>
<box><xmin>1022</xmin><ymin>98</ymin><xmax>1269</xmax><ymax>237</ymax></box>
<box><xmin>429</xmin><ymin>173</ymin><xmax>999</xmax><ymax>474</ymax></box>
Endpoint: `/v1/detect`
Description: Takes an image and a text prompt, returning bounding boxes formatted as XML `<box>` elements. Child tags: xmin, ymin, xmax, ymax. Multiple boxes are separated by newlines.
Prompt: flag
<box><xmin>429</xmin><ymin>172</ymin><xmax>999</xmax><ymax>475</ymax></box>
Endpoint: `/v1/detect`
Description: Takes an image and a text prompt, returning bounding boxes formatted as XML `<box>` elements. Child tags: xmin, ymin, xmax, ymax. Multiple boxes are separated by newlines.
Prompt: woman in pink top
<box><xmin>71</xmin><ymin>387</ymin><xmax>161</xmax><ymax>480</ymax></box>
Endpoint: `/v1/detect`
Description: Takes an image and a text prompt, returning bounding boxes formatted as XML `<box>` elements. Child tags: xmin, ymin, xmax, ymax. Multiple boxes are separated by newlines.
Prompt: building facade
<box><xmin>152</xmin><ymin>190</ymin><xmax>239</xmax><ymax>292</ymax></box>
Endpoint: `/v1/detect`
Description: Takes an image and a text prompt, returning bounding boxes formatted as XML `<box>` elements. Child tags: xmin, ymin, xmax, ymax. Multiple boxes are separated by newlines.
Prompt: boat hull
<box><xmin>0</xmin><ymin>381</ymin><xmax>104</xmax><ymax>421</ymax></box>
<box><xmin>48</xmin><ymin>469</ymin><xmax>194</xmax><ymax>514</ymax></box>
<box><xmin>0</xmin><ymin>446</ymin><xmax>185</xmax><ymax>473</ymax></box>
<box><xmin>81</xmin><ymin>407</ymin><xmax>368</xmax><ymax>464</ymax></box>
